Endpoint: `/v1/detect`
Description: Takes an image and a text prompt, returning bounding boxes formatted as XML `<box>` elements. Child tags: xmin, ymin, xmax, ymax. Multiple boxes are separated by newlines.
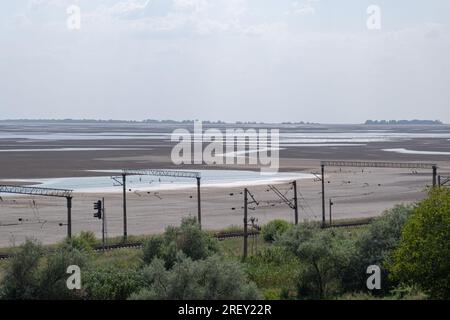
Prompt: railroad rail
<box><xmin>0</xmin><ymin>231</ymin><xmax>261</xmax><ymax>260</ymax></box>
<box><xmin>323</xmin><ymin>221</ymin><xmax>372</xmax><ymax>229</ymax></box>
<box><xmin>0</xmin><ymin>221</ymin><xmax>375</xmax><ymax>261</ymax></box>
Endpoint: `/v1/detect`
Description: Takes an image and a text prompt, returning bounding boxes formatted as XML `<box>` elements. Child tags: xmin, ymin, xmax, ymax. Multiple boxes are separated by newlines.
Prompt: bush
<box><xmin>245</xmin><ymin>246</ymin><xmax>299</xmax><ymax>290</ymax></box>
<box><xmin>389</xmin><ymin>285</ymin><xmax>428</xmax><ymax>300</ymax></box>
<box><xmin>0</xmin><ymin>239</ymin><xmax>44</xmax><ymax>299</ymax></box>
<box><xmin>130</xmin><ymin>255</ymin><xmax>260</xmax><ymax>300</ymax></box>
<box><xmin>67</xmin><ymin>231</ymin><xmax>97</xmax><ymax>253</ymax></box>
<box><xmin>142</xmin><ymin>216</ymin><xmax>218</xmax><ymax>268</ymax></box>
<box><xmin>276</xmin><ymin>221</ymin><xmax>320</xmax><ymax>252</ymax></box>
<box><xmin>84</xmin><ymin>266</ymin><xmax>143</xmax><ymax>300</ymax></box>
<box><xmin>142</xmin><ymin>236</ymin><xmax>165</xmax><ymax>265</ymax></box>
<box><xmin>0</xmin><ymin>239</ymin><xmax>88</xmax><ymax>300</ymax></box>
<box><xmin>341</xmin><ymin>205</ymin><xmax>412</xmax><ymax>293</ymax></box>
<box><xmin>388</xmin><ymin>188</ymin><xmax>450</xmax><ymax>299</ymax></box>
<box><xmin>262</xmin><ymin>220</ymin><xmax>293</xmax><ymax>243</ymax></box>
<box><xmin>277</xmin><ymin>223</ymin><xmax>356</xmax><ymax>299</ymax></box>
<box><xmin>36</xmin><ymin>244</ymin><xmax>88</xmax><ymax>299</ymax></box>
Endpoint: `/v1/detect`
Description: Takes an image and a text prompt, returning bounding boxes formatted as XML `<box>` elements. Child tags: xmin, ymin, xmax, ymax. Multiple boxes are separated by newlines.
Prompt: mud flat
<box><xmin>0</xmin><ymin>165</ymin><xmax>444</xmax><ymax>247</ymax></box>
<box><xmin>1</xmin><ymin>122</ymin><xmax>449</xmax><ymax>246</ymax></box>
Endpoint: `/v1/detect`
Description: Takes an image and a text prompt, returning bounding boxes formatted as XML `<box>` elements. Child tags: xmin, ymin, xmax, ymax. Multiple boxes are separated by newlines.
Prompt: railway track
<box><xmin>0</xmin><ymin>223</ymin><xmax>371</xmax><ymax>260</ymax></box>
<box><xmin>95</xmin><ymin>231</ymin><xmax>262</xmax><ymax>251</ymax></box>
<box><xmin>324</xmin><ymin>221</ymin><xmax>372</xmax><ymax>229</ymax></box>
<box><xmin>215</xmin><ymin>231</ymin><xmax>260</xmax><ymax>240</ymax></box>
<box><xmin>0</xmin><ymin>231</ymin><xmax>261</xmax><ymax>260</ymax></box>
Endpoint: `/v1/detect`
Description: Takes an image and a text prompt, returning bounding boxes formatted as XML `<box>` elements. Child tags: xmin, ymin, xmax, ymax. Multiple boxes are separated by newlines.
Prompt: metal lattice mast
<box><xmin>319</xmin><ymin>160</ymin><xmax>439</xmax><ymax>227</ymax></box>
<box><xmin>116</xmin><ymin>169</ymin><xmax>202</xmax><ymax>239</ymax></box>
<box><xmin>0</xmin><ymin>185</ymin><xmax>74</xmax><ymax>238</ymax></box>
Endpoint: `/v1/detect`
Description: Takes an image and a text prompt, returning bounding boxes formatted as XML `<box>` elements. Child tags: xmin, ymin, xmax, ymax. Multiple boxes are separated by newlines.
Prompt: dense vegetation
<box><xmin>0</xmin><ymin>188</ymin><xmax>448</xmax><ymax>300</ymax></box>
<box><xmin>389</xmin><ymin>188</ymin><xmax>450</xmax><ymax>299</ymax></box>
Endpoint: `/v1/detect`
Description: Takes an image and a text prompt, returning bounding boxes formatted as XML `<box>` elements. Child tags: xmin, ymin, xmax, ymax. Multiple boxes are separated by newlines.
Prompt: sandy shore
<box><xmin>1</xmin><ymin>122</ymin><xmax>449</xmax><ymax>247</ymax></box>
<box><xmin>0</xmin><ymin>163</ymin><xmax>445</xmax><ymax>247</ymax></box>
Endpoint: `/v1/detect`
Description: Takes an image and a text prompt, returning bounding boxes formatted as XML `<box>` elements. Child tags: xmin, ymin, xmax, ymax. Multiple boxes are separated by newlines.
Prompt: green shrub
<box><xmin>262</xmin><ymin>220</ymin><xmax>293</xmax><ymax>243</ymax></box>
<box><xmin>0</xmin><ymin>239</ymin><xmax>88</xmax><ymax>300</ymax></box>
<box><xmin>342</xmin><ymin>205</ymin><xmax>412</xmax><ymax>293</ymax></box>
<box><xmin>245</xmin><ymin>246</ymin><xmax>299</xmax><ymax>290</ymax></box>
<box><xmin>277</xmin><ymin>224</ymin><xmax>356</xmax><ymax>299</ymax></box>
<box><xmin>262</xmin><ymin>288</ymin><xmax>281</xmax><ymax>300</ymax></box>
<box><xmin>84</xmin><ymin>265</ymin><xmax>143</xmax><ymax>300</ymax></box>
<box><xmin>142</xmin><ymin>216</ymin><xmax>218</xmax><ymax>268</ymax></box>
<box><xmin>130</xmin><ymin>255</ymin><xmax>260</xmax><ymax>300</ymax></box>
<box><xmin>67</xmin><ymin>231</ymin><xmax>97</xmax><ymax>253</ymax></box>
<box><xmin>36</xmin><ymin>244</ymin><xmax>88</xmax><ymax>299</ymax></box>
<box><xmin>0</xmin><ymin>239</ymin><xmax>44</xmax><ymax>299</ymax></box>
<box><xmin>276</xmin><ymin>221</ymin><xmax>320</xmax><ymax>251</ymax></box>
<box><xmin>389</xmin><ymin>285</ymin><xmax>428</xmax><ymax>300</ymax></box>
<box><xmin>388</xmin><ymin>188</ymin><xmax>450</xmax><ymax>299</ymax></box>
<box><xmin>338</xmin><ymin>285</ymin><xmax>428</xmax><ymax>300</ymax></box>
<box><xmin>142</xmin><ymin>236</ymin><xmax>165</xmax><ymax>264</ymax></box>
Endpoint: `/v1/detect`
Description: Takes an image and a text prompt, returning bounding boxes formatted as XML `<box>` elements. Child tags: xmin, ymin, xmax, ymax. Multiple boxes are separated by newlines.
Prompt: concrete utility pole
<box><xmin>432</xmin><ymin>165</ymin><xmax>438</xmax><ymax>187</ymax></box>
<box><xmin>196</xmin><ymin>176</ymin><xmax>202</xmax><ymax>229</ymax></box>
<box><xmin>66</xmin><ymin>196</ymin><xmax>72</xmax><ymax>239</ymax></box>
<box><xmin>102</xmin><ymin>197</ymin><xmax>106</xmax><ymax>249</ymax></box>
<box><xmin>292</xmin><ymin>180</ymin><xmax>299</xmax><ymax>225</ymax></box>
<box><xmin>122</xmin><ymin>173</ymin><xmax>127</xmax><ymax>241</ymax></box>
<box><xmin>321</xmin><ymin>164</ymin><xmax>325</xmax><ymax>228</ymax></box>
<box><xmin>243</xmin><ymin>188</ymin><xmax>248</xmax><ymax>261</ymax></box>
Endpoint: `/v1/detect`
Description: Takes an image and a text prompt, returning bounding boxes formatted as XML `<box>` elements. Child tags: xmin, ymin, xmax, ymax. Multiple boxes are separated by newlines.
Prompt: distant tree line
<box><xmin>0</xmin><ymin>119</ymin><xmax>226</xmax><ymax>124</ymax></box>
<box><xmin>0</xmin><ymin>119</ymin><xmax>317</xmax><ymax>125</ymax></box>
<box><xmin>365</xmin><ymin>119</ymin><xmax>443</xmax><ymax>125</ymax></box>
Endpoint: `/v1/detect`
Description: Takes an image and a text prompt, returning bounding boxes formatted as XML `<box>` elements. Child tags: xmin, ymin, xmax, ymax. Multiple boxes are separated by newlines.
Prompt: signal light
<box><xmin>93</xmin><ymin>200</ymin><xmax>102</xmax><ymax>219</ymax></box>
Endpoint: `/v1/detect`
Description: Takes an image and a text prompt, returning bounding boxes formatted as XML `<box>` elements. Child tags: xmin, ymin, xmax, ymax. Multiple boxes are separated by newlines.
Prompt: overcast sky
<box><xmin>1</xmin><ymin>0</ymin><xmax>449</xmax><ymax>123</ymax></box>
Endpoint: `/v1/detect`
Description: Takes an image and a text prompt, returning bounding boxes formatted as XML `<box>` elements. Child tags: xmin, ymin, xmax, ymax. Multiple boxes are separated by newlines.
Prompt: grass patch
<box><xmin>219</xmin><ymin>235</ymin><xmax>269</xmax><ymax>259</ymax></box>
<box><xmin>92</xmin><ymin>248</ymin><xmax>143</xmax><ymax>269</ymax></box>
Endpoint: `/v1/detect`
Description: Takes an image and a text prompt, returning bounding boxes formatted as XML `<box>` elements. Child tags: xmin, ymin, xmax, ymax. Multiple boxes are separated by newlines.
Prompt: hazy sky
<box><xmin>1</xmin><ymin>0</ymin><xmax>449</xmax><ymax>123</ymax></box>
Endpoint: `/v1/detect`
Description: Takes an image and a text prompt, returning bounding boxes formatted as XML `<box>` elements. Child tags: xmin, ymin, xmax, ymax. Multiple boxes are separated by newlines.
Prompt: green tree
<box><xmin>277</xmin><ymin>223</ymin><xmax>355</xmax><ymax>299</ymax></box>
<box><xmin>342</xmin><ymin>205</ymin><xmax>412</xmax><ymax>293</ymax></box>
<box><xmin>388</xmin><ymin>188</ymin><xmax>450</xmax><ymax>299</ymax></box>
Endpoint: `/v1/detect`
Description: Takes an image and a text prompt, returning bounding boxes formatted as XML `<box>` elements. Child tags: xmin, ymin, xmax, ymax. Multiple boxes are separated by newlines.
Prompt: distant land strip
<box><xmin>365</xmin><ymin>119</ymin><xmax>443</xmax><ymax>125</ymax></box>
<box><xmin>0</xmin><ymin>119</ymin><xmax>319</xmax><ymax>125</ymax></box>
<box><xmin>0</xmin><ymin>119</ymin><xmax>446</xmax><ymax>125</ymax></box>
